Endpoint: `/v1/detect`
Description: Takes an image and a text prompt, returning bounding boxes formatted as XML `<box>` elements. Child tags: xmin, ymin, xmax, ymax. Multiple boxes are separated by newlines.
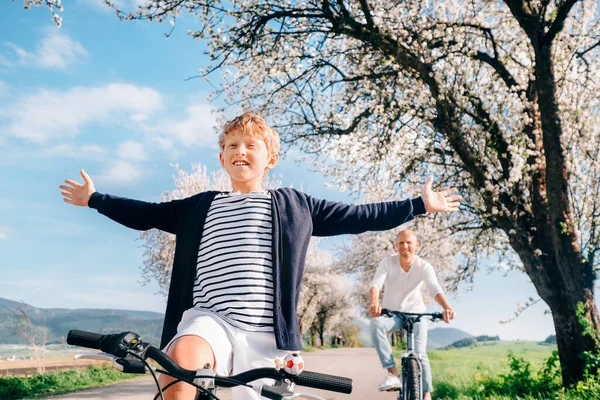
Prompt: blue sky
<box><xmin>0</xmin><ymin>0</ymin><xmax>558</xmax><ymax>341</ymax></box>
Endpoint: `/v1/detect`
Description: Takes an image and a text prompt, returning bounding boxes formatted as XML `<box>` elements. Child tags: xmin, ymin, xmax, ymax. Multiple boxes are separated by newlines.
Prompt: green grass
<box><xmin>0</xmin><ymin>365</ymin><xmax>140</xmax><ymax>399</ymax></box>
<box><xmin>393</xmin><ymin>341</ymin><xmax>559</xmax><ymax>400</ymax></box>
<box><xmin>0</xmin><ymin>344</ymin><xmax>83</xmax><ymax>360</ymax></box>
<box><xmin>301</xmin><ymin>344</ymin><xmax>344</xmax><ymax>352</ymax></box>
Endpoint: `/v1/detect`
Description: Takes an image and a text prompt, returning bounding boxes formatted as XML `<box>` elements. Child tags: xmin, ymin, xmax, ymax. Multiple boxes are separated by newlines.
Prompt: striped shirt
<box><xmin>193</xmin><ymin>191</ymin><xmax>274</xmax><ymax>332</ymax></box>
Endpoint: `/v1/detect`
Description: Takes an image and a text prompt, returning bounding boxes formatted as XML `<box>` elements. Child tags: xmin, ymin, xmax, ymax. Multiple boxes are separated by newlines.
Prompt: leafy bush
<box><xmin>0</xmin><ymin>365</ymin><xmax>136</xmax><ymax>399</ymax></box>
<box><xmin>467</xmin><ymin>351</ymin><xmax>561</xmax><ymax>398</ymax></box>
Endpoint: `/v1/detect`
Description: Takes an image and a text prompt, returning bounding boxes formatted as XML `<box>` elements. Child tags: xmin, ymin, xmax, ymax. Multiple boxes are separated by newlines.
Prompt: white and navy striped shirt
<box><xmin>193</xmin><ymin>191</ymin><xmax>274</xmax><ymax>332</ymax></box>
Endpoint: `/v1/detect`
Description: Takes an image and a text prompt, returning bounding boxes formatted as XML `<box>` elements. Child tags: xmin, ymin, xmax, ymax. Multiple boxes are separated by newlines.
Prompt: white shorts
<box><xmin>163</xmin><ymin>308</ymin><xmax>293</xmax><ymax>399</ymax></box>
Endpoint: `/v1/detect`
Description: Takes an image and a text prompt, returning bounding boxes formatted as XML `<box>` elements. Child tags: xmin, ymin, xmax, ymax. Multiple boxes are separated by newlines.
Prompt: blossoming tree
<box><xmin>24</xmin><ymin>0</ymin><xmax>600</xmax><ymax>385</ymax></box>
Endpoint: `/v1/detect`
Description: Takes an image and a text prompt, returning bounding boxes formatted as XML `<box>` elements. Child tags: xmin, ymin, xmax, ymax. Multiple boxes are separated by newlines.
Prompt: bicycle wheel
<box><xmin>402</xmin><ymin>356</ymin><xmax>421</xmax><ymax>400</ymax></box>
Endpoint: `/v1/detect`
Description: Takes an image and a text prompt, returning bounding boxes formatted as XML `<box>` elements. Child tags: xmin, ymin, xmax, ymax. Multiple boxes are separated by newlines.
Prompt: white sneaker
<box><xmin>377</xmin><ymin>372</ymin><xmax>401</xmax><ymax>391</ymax></box>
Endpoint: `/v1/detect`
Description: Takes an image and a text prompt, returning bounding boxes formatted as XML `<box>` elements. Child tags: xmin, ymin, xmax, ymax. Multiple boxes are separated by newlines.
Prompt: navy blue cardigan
<box><xmin>88</xmin><ymin>188</ymin><xmax>426</xmax><ymax>350</ymax></box>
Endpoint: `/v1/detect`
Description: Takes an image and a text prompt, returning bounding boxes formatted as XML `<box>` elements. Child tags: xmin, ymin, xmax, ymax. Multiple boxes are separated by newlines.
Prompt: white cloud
<box><xmin>0</xmin><ymin>226</ymin><xmax>9</xmax><ymax>239</ymax></box>
<box><xmin>3</xmin><ymin>29</ymin><xmax>88</xmax><ymax>70</ymax></box>
<box><xmin>1</xmin><ymin>83</ymin><xmax>164</xmax><ymax>143</ymax></box>
<box><xmin>167</xmin><ymin>103</ymin><xmax>219</xmax><ymax>148</ymax></box>
<box><xmin>116</xmin><ymin>140</ymin><xmax>147</xmax><ymax>161</ymax></box>
<box><xmin>43</xmin><ymin>143</ymin><xmax>107</xmax><ymax>159</ymax></box>
<box><xmin>97</xmin><ymin>159</ymin><xmax>143</xmax><ymax>185</ymax></box>
<box><xmin>130</xmin><ymin>113</ymin><xmax>148</xmax><ymax>122</ymax></box>
<box><xmin>150</xmin><ymin>136</ymin><xmax>174</xmax><ymax>151</ymax></box>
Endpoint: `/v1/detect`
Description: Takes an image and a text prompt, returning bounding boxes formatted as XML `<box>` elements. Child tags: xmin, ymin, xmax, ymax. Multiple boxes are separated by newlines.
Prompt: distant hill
<box><xmin>443</xmin><ymin>334</ymin><xmax>501</xmax><ymax>349</ymax></box>
<box><xmin>428</xmin><ymin>327</ymin><xmax>474</xmax><ymax>349</ymax></box>
<box><xmin>0</xmin><ymin>297</ymin><xmax>164</xmax><ymax>346</ymax></box>
<box><xmin>355</xmin><ymin>318</ymin><xmax>473</xmax><ymax>349</ymax></box>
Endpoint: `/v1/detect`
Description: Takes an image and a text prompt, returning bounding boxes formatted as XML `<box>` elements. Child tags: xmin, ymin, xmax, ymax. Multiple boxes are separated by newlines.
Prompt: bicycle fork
<box><xmin>399</xmin><ymin>326</ymin><xmax>423</xmax><ymax>400</ymax></box>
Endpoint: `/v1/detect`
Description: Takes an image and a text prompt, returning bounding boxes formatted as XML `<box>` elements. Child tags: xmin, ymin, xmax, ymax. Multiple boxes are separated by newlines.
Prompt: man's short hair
<box><xmin>396</xmin><ymin>229</ymin><xmax>418</xmax><ymax>242</ymax></box>
<box><xmin>219</xmin><ymin>112</ymin><xmax>280</xmax><ymax>156</ymax></box>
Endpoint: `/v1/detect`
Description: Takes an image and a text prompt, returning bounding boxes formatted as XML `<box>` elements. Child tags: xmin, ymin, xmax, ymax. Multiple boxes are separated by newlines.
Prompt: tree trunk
<box><xmin>545</xmin><ymin>286</ymin><xmax>600</xmax><ymax>385</ymax></box>
<box><xmin>529</xmin><ymin>43</ymin><xmax>600</xmax><ymax>385</ymax></box>
<box><xmin>521</xmin><ymin>247</ymin><xmax>600</xmax><ymax>385</ymax></box>
<box><xmin>310</xmin><ymin>327</ymin><xmax>317</xmax><ymax>347</ymax></box>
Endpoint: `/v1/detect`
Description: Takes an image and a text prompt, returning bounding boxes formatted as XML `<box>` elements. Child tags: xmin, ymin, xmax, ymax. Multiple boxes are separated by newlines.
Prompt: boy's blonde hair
<box><xmin>219</xmin><ymin>112</ymin><xmax>280</xmax><ymax>155</ymax></box>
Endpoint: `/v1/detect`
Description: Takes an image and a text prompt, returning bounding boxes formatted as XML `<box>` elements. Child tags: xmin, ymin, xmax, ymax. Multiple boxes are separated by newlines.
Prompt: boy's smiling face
<box><xmin>219</xmin><ymin>129</ymin><xmax>279</xmax><ymax>193</ymax></box>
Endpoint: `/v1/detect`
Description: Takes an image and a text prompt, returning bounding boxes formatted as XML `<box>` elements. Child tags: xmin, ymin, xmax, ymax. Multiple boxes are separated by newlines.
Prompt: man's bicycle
<box><xmin>379</xmin><ymin>309</ymin><xmax>443</xmax><ymax>400</ymax></box>
<box><xmin>66</xmin><ymin>329</ymin><xmax>352</xmax><ymax>400</ymax></box>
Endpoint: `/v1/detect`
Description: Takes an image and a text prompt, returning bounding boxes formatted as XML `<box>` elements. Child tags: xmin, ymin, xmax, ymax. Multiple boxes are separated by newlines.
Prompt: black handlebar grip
<box><xmin>380</xmin><ymin>308</ymin><xmax>393</xmax><ymax>317</ymax></box>
<box><xmin>67</xmin><ymin>329</ymin><xmax>104</xmax><ymax>350</ymax></box>
<box><xmin>294</xmin><ymin>370</ymin><xmax>352</xmax><ymax>394</ymax></box>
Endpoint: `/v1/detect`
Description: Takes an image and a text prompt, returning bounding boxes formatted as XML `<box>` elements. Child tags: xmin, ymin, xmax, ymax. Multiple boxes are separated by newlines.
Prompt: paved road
<box><xmin>42</xmin><ymin>348</ymin><xmax>400</xmax><ymax>399</ymax></box>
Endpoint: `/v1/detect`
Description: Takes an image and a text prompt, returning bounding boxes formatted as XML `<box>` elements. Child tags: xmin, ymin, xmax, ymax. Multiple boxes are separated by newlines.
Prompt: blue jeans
<box><xmin>369</xmin><ymin>315</ymin><xmax>433</xmax><ymax>393</ymax></box>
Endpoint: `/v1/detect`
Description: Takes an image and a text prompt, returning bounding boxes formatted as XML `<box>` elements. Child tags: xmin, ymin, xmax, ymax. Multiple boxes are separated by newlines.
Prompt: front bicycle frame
<box><xmin>399</xmin><ymin>317</ymin><xmax>423</xmax><ymax>400</ymax></box>
<box><xmin>380</xmin><ymin>309</ymin><xmax>442</xmax><ymax>400</ymax></box>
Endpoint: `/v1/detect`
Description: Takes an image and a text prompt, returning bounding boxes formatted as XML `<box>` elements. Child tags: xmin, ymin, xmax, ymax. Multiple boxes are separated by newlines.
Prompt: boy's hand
<box><xmin>421</xmin><ymin>177</ymin><xmax>462</xmax><ymax>212</ymax></box>
<box><xmin>59</xmin><ymin>169</ymin><xmax>96</xmax><ymax>206</ymax></box>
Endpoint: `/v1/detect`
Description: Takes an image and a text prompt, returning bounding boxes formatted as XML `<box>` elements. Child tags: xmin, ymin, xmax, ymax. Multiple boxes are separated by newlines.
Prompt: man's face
<box><xmin>395</xmin><ymin>232</ymin><xmax>419</xmax><ymax>258</ymax></box>
<box><xmin>219</xmin><ymin>130</ymin><xmax>278</xmax><ymax>187</ymax></box>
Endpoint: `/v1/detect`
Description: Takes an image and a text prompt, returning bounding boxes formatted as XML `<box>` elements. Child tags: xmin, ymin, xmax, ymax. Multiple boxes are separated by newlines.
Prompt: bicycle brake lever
<box><xmin>259</xmin><ymin>384</ymin><xmax>294</xmax><ymax>399</ymax></box>
<box><xmin>74</xmin><ymin>353</ymin><xmax>150</xmax><ymax>373</ymax></box>
<box><xmin>74</xmin><ymin>352</ymin><xmax>118</xmax><ymax>362</ymax></box>
<box><xmin>284</xmin><ymin>393</ymin><xmax>326</xmax><ymax>399</ymax></box>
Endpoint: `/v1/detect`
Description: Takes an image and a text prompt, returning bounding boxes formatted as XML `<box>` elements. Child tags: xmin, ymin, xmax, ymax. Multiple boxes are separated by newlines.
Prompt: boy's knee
<box><xmin>167</xmin><ymin>335</ymin><xmax>216</xmax><ymax>370</ymax></box>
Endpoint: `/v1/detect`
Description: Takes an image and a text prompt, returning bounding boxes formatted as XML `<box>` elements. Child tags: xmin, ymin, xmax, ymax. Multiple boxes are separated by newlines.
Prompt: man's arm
<box><xmin>369</xmin><ymin>286</ymin><xmax>382</xmax><ymax>317</ymax></box>
<box><xmin>421</xmin><ymin>262</ymin><xmax>455</xmax><ymax>324</ymax></box>
<box><xmin>368</xmin><ymin>259</ymin><xmax>389</xmax><ymax>317</ymax></box>
<box><xmin>434</xmin><ymin>293</ymin><xmax>455</xmax><ymax>324</ymax></box>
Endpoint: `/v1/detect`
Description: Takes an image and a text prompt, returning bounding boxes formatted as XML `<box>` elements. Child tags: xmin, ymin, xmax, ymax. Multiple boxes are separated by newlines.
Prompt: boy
<box><xmin>59</xmin><ymin>112</ymin><xmax>462</xmax><ymax>399</ymax></box>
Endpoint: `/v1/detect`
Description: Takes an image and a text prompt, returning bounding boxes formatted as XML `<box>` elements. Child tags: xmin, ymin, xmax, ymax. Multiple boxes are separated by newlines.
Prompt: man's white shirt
<box><xmin>370</xmin><ymin>255</ymin><xmax>444</xmax><ymax>313</ymax></box>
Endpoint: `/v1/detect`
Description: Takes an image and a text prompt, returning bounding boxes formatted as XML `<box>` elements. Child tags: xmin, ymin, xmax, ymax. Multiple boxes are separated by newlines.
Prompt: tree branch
<box><xmin>544</xmin><ymin>0</ymin><xmax>580</xmax><ymax>45</ymax></box>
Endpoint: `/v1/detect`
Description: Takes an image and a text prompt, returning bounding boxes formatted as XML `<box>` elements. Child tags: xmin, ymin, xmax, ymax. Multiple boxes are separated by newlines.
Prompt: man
<box><xmin>369</xmin><ymin>229</ymin><xmax>455</xmax><ymax>399</ymax></box>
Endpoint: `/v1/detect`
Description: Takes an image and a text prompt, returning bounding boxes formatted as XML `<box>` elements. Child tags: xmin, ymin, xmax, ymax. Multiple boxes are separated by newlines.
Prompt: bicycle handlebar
<box><xmin>380</xmin><ymin>308</ymin><xmax>444</xmax><ymax>321</ymax></box>
<box><xmin>67</xmin><ymin>329</ymin><xmax>352</xmax><ymax>395</ymax></box>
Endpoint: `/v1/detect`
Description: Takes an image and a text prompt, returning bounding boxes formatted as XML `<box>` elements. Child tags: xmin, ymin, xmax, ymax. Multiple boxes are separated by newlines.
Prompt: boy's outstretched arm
<box><xmin>58</xmin><ymin>169</ymin><xmax>183</xmax><ymax>234</ymax></box>
<box><xmin>308</xmin><ymin>177</ymin><xmax>463</xmax><ymax>236</ymax></box>
<box><xmin>421</xmin><ymin>177</ymin><xmax>462</xmax><ymax>213</ymax></box>
<box><xmin>60</xmin><ymin>169</ymin><xmax>96</xmax><ymax>206</ymax></box>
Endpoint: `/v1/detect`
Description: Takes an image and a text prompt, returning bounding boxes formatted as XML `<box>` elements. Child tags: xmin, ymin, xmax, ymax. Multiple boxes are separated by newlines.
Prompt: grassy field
<box><xmin>0</xmin><ymin>344</ymin><xmax>82</xmax><ymax>361</ymax></box>
<box><xmin>393</xmin><ymin>340</ymin><xmax>559</xmax><ymax>399</ymax></box>
<box><xmin>430</xmin><ymin>341</ymin><xmax>556</xmax><ymax>386</ymax></box>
